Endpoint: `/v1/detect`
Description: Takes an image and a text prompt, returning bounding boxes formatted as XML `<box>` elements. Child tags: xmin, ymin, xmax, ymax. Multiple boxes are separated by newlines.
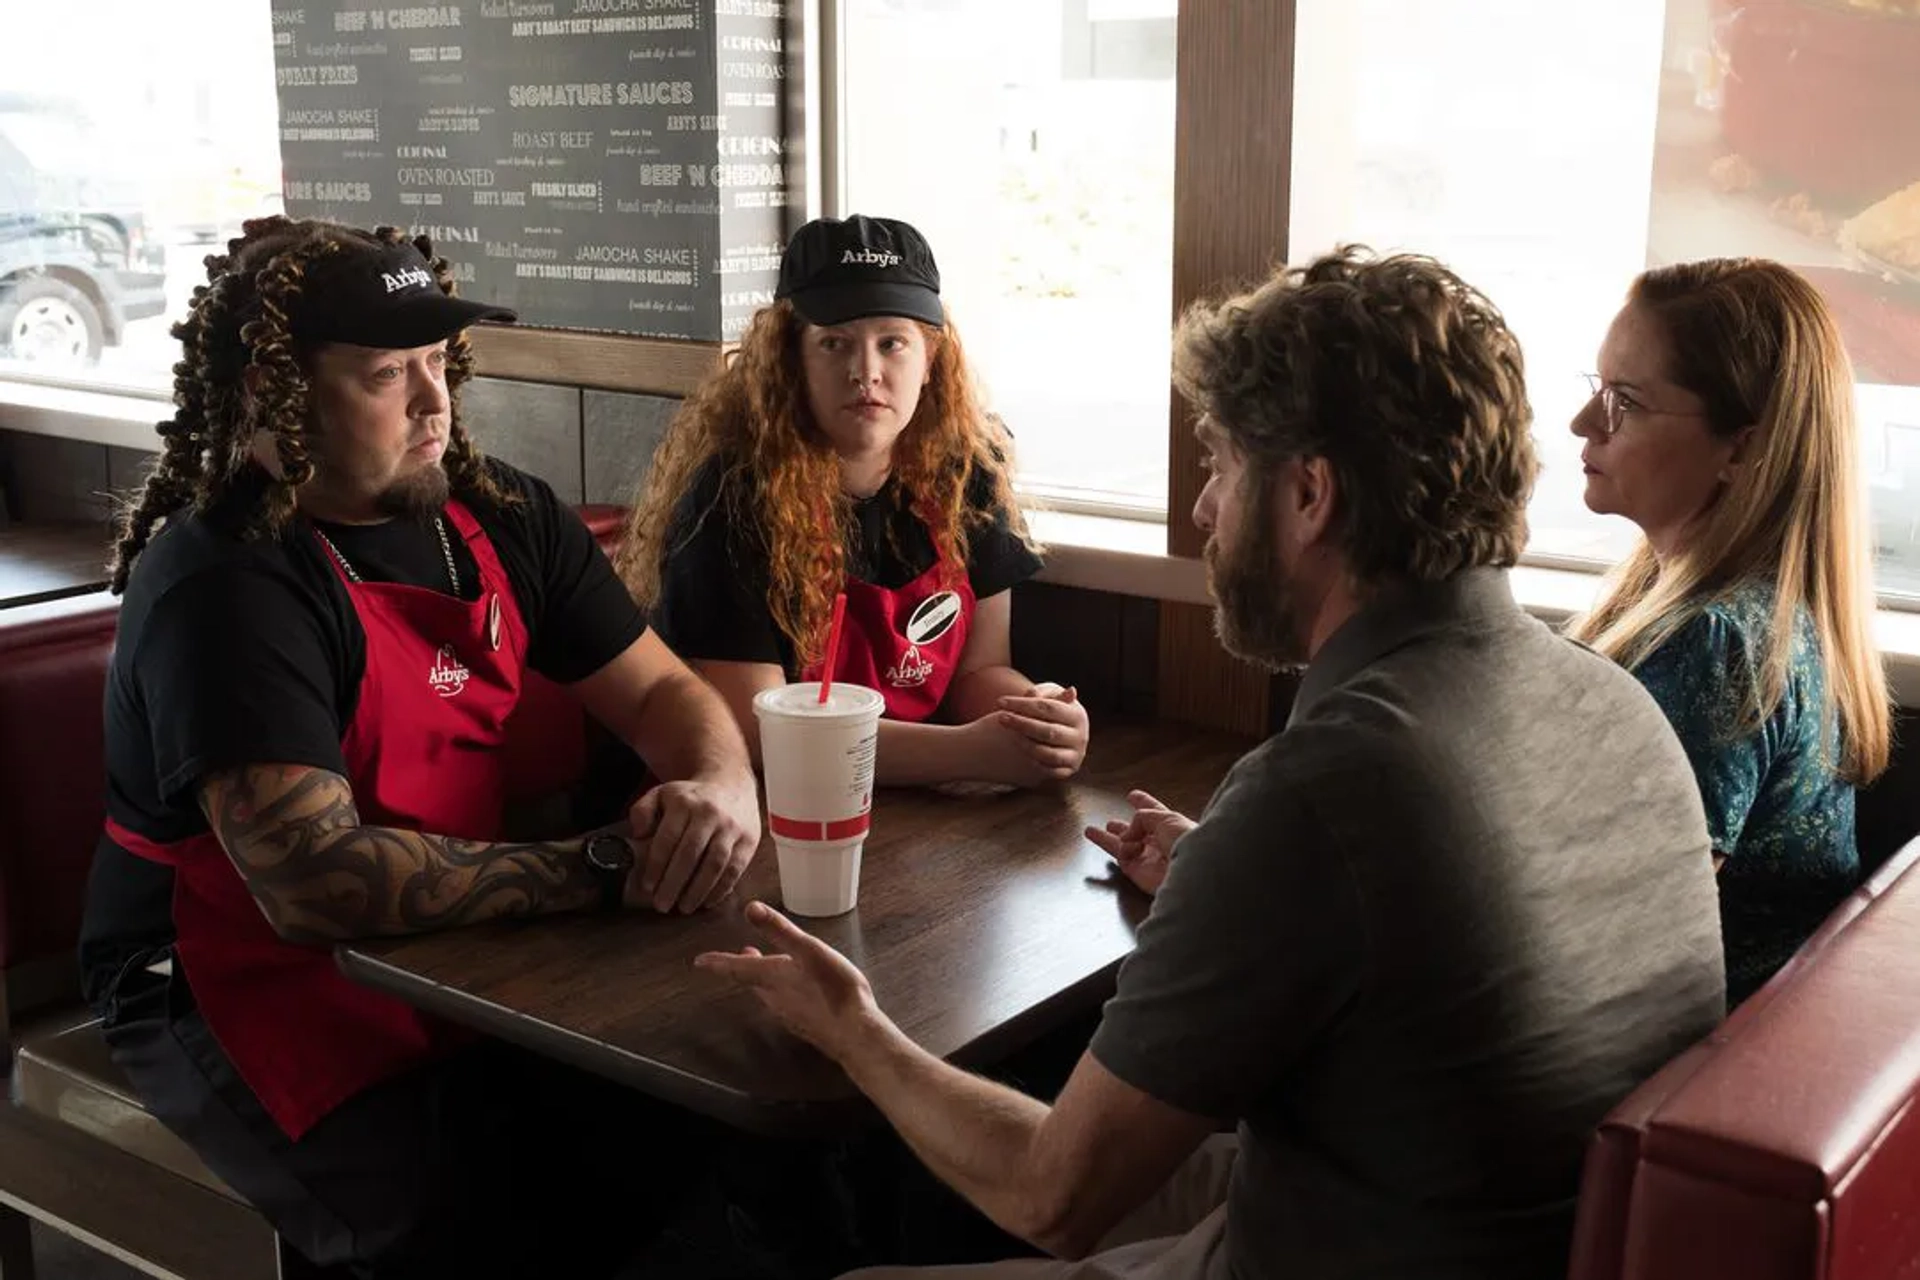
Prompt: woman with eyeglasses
<box><xmin>1567</xmin><ymin>258</ymin><xmax>1892</xmax><ymax>1007</ymax></box>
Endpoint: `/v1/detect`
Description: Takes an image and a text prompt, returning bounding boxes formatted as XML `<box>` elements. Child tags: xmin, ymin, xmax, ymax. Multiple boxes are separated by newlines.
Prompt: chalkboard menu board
<box><xmin>269</xmin><ymin>0</ymin><xmax>794</xmax><ymax>341</ymax></box>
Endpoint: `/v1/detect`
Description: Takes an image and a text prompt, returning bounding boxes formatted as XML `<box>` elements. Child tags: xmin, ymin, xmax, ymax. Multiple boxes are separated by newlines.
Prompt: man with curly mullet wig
<box><xmin>81</xmin><ymin>217</ymin><xmax>761</xmax><ymax>1278</ymax></box>
<box><xmin>698</xmin><ymin>249</ymin><xmax>1727</xmax><ymax>1280</ymax></box>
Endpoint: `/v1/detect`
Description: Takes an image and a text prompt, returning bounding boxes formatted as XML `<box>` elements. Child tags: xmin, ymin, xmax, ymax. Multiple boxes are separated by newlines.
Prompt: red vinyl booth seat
<box><xmin>0</xmin><ymin>591</ymin><xmax>122</xmax><ymax>970</ymax></box>
<box><xmin>1568</xmin><ymin>838</ymin><xmax>1920</xmax><ymax>1280</ymax></box>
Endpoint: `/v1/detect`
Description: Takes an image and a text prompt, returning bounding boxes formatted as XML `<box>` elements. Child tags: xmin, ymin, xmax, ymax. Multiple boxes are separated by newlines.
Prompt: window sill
<box><xmin>12</xmin><ymin>384</ymin><xmax>1918</xmax><ymax>711</ymax></box>
<box><xmin>1030</xmin><ymin>510</ymin><xmax>1920</xmax><ymax>710</ymax></box>
<box><xmin>0</xmin><ymin>378</ymin><xmax>169</xmax><ymax>451</ymax></box>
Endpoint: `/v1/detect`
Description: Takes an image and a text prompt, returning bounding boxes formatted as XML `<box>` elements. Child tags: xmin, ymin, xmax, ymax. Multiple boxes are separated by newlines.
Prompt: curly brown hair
<box><xmin>1172</xmin><ymin>245</ymin><xmax>1538</xmax><ymax>586</ymax></box>
<box><xmin>107</xmin><ymin>216</ymin><xmax>511</xmax><ymax>593</ymax></box>
<box><xmin>617</xmin><ymin>299</ymin><xmax>1030</xmax><ymax>667</ymax></box>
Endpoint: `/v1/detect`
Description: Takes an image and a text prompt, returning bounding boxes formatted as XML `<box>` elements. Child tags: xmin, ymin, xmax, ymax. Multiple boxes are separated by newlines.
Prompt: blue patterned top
<box><xmin>1630</xmin><ymin>582</ymin><xmax>1859</xmax><ymax>1006</ymax></box>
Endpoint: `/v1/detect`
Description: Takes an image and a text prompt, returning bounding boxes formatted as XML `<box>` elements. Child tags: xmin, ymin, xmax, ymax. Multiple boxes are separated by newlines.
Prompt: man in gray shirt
<box><xmin>698</xmin><ymin>247</ymin><xmax>1726</xmax><ymax>1279</ymax></box>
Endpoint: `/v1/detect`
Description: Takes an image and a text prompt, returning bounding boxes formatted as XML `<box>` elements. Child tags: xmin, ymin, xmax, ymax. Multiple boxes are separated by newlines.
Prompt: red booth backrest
<box><xmin>1568</xmin><ymin>837</ymin><xmax>1920</xmax><ymax>1280</ymax></box>
<box><xmin>575</xmin><ymin>505</ymin><xmax>627</xmax><ymax>552</ymax></box>
<box><xmin>0</xmin><ymin>592</ymin><xmax>122</xmax><ymax>969</ymax></box>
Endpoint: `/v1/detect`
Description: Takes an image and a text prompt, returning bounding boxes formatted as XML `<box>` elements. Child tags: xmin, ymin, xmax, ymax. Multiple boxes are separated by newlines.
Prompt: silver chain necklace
<box><xmin>313</xmin><ymin>514</ymin><xmax>462</xmax><ymax>596</ymax></box>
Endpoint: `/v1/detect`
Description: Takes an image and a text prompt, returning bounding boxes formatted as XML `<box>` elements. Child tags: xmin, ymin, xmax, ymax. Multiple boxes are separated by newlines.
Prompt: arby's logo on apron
<box><xmin>428</xmin><ymin>644</ymin><xmax>471</xmax><ymax>698</ymax></box>
<box><xmin>887</xmin><ymin>590</ymin><xmax>961</xmax><ymax>689</ymax></box>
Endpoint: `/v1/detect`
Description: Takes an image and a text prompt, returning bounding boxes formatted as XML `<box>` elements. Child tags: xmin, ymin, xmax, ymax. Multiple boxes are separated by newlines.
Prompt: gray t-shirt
<box><xmin>1091</xmin><ymin>569</ymin><xmax>1725</xmax><ymax>1280</ymax></box>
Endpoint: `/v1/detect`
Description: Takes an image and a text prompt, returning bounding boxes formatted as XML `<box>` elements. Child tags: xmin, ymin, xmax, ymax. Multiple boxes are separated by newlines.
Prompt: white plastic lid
<box><xmin>752</xmin><ymin>682</ymin><xmax>885</xmax><ymax>724</ymax></box>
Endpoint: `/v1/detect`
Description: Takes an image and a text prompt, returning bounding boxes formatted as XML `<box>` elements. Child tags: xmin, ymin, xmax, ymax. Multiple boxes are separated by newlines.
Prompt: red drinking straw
<box><xmin>817</xmin><ymin>592</ymin><xmax>848</xmax><ymax>705</ymax></box>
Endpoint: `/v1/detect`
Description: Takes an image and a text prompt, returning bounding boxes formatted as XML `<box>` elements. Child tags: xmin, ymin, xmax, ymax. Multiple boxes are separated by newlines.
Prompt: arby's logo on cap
<box><xmin>382</xmin><ymin>265</ymin><xmax>434</xmax><ymax>294</ymax></box>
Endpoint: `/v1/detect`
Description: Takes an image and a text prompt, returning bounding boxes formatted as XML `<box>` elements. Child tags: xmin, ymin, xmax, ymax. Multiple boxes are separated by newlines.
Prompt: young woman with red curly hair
<box><xmin>618</xmin><ymin>215</ymin><xmax>1090</xmax><ymax>787</ymax></box>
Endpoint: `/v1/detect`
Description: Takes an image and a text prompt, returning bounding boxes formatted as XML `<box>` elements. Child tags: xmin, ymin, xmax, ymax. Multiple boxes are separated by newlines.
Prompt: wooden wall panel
<box><xmin>1011</xmin><ymin>582</ymin><xmax>1125</xmax><ymax>713</ymax></box>
<box><xmin>1157</xmin><ymin>601</ymin><xmax>1273</xmax><ymax>738</ymax></box>
<box><xmin>1008</xmin><ymin>584</ymin><xmax>1166</xmax><ymax>722</ymax></box>
<box><xmin>466</xmin><ymin>326</ymin><xmax>723</xmax><ymax>398</ymax></box>
<box><xmin>1157</xmin><ymin>0</ymin><xmax>1298</xmax><ymax>732</ymax></box>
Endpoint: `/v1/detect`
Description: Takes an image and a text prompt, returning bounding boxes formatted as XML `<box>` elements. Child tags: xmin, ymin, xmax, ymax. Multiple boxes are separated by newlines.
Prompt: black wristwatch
<box><xmin>582</xmin><ymin>833</ymin><xmax>635</xmax><ymax>912</ymax></box>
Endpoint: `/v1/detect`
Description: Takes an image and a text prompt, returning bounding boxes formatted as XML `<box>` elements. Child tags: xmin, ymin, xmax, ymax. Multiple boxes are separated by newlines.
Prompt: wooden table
<box><xmin>338</xmin><ymin>718</ymin><xmax>1252</xmax><ymax>1135</ymax></box>
<box><xmin>0</xmin><ymin>522</ymin><xmax>111</xmax><ymax>609</ymax></box>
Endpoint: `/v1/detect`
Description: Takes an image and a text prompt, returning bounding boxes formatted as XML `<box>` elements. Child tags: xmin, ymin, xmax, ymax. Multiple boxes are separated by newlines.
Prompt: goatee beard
<box><xmin>376</xmin><ymin>464</ymin><xmax>451</xmax><ymax>519</ymax></box>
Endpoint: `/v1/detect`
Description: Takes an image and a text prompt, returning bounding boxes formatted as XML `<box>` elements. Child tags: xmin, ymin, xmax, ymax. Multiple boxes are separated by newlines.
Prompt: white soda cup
<box><xmin>752</xmin><ymin>683</ymin><xmax>884</xmax><ymax>917</ymax></box>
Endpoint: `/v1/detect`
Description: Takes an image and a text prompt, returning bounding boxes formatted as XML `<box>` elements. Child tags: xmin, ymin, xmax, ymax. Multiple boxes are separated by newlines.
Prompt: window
<box><xmin>0</xmin><ymin>0</ymin><xmax>281</xmax><ymax>394</ymax></box>
<box><xmin>837</xmin><ymin>0</ymin><xmax>1177</xmax><ymax>514</ymax></box>
<box><xmin>1290</xmin><ymin>0</ymin><xmax>1920</xmax><ymax>601</ymax></box>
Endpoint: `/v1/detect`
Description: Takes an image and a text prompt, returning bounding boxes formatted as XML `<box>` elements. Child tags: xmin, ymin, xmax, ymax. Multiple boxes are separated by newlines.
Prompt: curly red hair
<box><xmin>618</xmin><ymin>300</ymin><xmax>1031</xmax><ymax>667</ymax></box>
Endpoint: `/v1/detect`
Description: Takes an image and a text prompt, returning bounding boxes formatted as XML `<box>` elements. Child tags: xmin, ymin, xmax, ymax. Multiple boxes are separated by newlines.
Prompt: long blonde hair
<box><xmin>1570</xmin><ymin>259</ymin><xmax>1890</xmax><ymax>782</ymax></box>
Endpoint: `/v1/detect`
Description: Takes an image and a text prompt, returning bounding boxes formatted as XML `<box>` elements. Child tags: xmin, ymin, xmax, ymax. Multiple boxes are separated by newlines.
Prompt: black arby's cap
<box><xmin>289</xmin><ymin>237</ymin><xmax>516</xmax><ymax>349</ymax></box>
<box><xmin>775</xmin><ymin>214</ymin><xmax>944</xmax><ymax>328</ymax></box>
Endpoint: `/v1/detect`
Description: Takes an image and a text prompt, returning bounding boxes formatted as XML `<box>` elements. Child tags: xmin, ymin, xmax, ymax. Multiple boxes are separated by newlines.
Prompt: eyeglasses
<box><xmin>1582</xmin><ymin>373</ymin><xmax>1710</xmax><ymax>439</ymax></box>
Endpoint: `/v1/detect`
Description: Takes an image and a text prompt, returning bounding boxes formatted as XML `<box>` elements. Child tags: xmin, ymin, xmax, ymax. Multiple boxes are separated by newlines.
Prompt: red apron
<box><xmin>802</xmin><ymin>558</ymin><xmax>976</xmax><ymax>722</ymax></box>
<box><xmin>105</xmin><ymin>499</ymin><xmax>532</xmax><ymax>1139</ymax></box>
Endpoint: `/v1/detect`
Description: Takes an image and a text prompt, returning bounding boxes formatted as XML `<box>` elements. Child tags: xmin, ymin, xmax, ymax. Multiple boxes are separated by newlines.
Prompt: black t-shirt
<box><xmin>79</xmin><ymin>459</ymin><xmax>646</xmax><ymax>1007</ymax></box>
<box><xmin>652</xmin><ymin>458</ymin><xmax>1043</xmax><ymax>678</ymax></box>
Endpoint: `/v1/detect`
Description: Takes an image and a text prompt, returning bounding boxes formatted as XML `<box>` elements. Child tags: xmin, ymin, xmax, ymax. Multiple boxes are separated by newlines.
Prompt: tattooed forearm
<box><xmin>199</xmin><ymin>764</ymin><xmax>607</xmax><ymax>943</ymax></box>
